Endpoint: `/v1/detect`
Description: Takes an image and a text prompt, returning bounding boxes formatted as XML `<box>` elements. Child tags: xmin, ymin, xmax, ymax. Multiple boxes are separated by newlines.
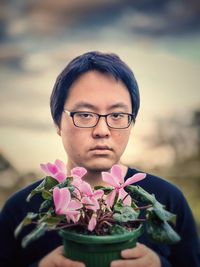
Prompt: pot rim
<box><xmin>59</xmin><ymin>224</ymin><xmax>143</xmax><ymax>244</ymax></box>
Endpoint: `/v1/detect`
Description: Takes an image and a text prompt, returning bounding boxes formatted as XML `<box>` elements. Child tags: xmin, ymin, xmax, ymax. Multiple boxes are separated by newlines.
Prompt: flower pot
<box><xmin>59</xmin><ymin>224</ymin><xmax>143</xmax><ymax>267</ymax></box>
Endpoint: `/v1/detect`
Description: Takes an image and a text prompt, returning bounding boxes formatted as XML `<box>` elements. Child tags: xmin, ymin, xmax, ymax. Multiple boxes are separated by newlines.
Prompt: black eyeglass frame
<box><xmin>63</xmin><ymin>110</ymin><xmax>135</xmax><ymax>129</ymax></box>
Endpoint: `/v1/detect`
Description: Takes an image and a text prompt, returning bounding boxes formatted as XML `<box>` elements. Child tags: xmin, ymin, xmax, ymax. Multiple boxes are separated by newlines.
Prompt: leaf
<box><xmin>152</xmin><ymin>202</ymin><xmax>177</xmax><ymax>225</ymax></box>
<box><xmin>146</xmin><ymin>220</ymin><xmax>181</xmax><ymax>244</ymax></box>
<box><xmin>38</xmin><ymin>211</ymin><xmax>65</xmax><ymax>227</ymax></box>
<box><xmin>39</xmin><ymin>198</ymin><xmax>53</xmax><ymax>212</ymax></box>
<box><xmin>113</xmin><ymin>206</ymin><xmax>139</xmax><ymax>223</ymax></box>
<box><xmin>22</xmin><ymin>222</ymin><xmax>49</xmax><ymax>248</ymax></box>
<box><xmin>26</xmin><ymin>176</ymin><xmax>58</xmax><ymax>202</ymax></box>
<box><xmin>44</xmin><ymin>216</ymin><xmax>65</xmax><ymax>227</ymax></box>
<box><xmin>14</xmin><ymin>212</ymin><xmax>38</xmax><ymax>238</ymax></box>
<box><xmin>110</xmin><ymin>224</ymin><xmax>129</xmax><ymax>235</ymax></box>
<box><xmin>57</xmin><ymin>178</ymin><xmax>73</xmax><ymax>189</ymax></box>
<box><xmin>113</xmin><ymin>200</ymin><xmax>124</xmax><ymax>212</ymax></box>
<box><xmin>41</xmin><ymin>191</ymin><xmax>52</xmax><ymax>200</ymax></box>
<box><xmin>94</xmin><ymin>186</ymin><xmax>113</xmax><ymax>194</ymax></box>
<box><xmin>126</xmin><ymin>185</ymin><xmax>156</xmax><ymax>204</ymax></box>
<box><xmin>127</xmin><ymin>186</ymin><xmax>177</xmax><ymax>225</ymax></box>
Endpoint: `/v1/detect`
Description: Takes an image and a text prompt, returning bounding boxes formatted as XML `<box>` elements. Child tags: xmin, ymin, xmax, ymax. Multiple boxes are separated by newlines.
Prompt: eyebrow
<box><xmin>109</xmin><ymin>103</ymin><xmax>130</xmax><ymax>111</ymax></box>
<box><xmin>67</xmin><ymin>102</ymin><xmax>130</xmax><ymax>112</ymax></box>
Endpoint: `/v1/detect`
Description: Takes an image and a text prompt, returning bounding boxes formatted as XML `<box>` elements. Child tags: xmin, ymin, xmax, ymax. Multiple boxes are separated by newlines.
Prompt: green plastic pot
<box><xmin>59</xmin><ymin>224</ymin><xmax>143</xmax><ymax>267</ymax></box>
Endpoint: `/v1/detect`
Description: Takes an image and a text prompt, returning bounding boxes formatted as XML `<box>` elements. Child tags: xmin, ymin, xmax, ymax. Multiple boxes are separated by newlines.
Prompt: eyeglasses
<box><xmin>63</xmin><ymin>110</ymin><xmax>135</xmax><ymax>129</ymax></box>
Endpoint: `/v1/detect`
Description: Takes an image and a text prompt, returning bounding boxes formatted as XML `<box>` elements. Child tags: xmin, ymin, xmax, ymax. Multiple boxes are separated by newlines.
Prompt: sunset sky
<box><xmin>0</xmin><ymin>1</ymin><xmax>200</xmax><ymax>172</ymax></box>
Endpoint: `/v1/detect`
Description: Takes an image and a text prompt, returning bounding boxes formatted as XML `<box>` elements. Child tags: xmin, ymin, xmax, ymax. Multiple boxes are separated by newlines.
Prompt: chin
<box><xmin>86</xmin><ymin>159</ymin><xmax>118</xmax><ymax>172</ymax></box>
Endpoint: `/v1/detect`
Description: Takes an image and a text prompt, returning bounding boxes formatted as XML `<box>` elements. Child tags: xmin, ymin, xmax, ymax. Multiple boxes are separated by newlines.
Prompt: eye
<box><xmin>109</xmin><ymin>113</ymin><xmax>124</xmax><ymax>120</ymax></box>
<box><xmin>76</xmin><ymin>112</ymin><xmax>94</xmax><ymax>119</ymax></box>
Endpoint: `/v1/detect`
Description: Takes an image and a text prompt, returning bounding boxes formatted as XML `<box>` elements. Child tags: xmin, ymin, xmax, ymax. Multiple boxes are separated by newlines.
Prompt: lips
<box><xmin>90</xmin><ymin>146</ymin><xmax>112</xmax><ymax>151</ymax></box>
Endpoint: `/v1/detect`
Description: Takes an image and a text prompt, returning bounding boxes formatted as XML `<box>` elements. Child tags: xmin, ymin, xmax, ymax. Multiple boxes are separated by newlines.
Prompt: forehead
<box><xmin>65</xmin><ymin>71</ymin><xmax>132</xmax><ymax>112</ymax></box>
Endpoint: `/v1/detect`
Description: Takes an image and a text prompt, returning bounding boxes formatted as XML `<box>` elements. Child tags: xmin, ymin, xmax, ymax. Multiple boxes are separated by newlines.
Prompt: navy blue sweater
<box><xmin>0</xmin><ymin>168</ymin><xmax>199</xmax><ymax>267</ymax></box>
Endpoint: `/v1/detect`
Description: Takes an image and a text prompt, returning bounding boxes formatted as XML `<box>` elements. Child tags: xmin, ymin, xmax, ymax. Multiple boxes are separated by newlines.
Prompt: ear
<box><xmin>57</xmin><ymin>127</ymin><xmax>61</xmax><ymax>136</ymax></box>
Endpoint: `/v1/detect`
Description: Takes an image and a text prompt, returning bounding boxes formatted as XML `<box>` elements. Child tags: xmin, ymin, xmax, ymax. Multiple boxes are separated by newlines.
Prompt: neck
<box><xmin>67</xmin><ymin>162</ymin><xmax>128</xmax><ymax>188</ymax></box>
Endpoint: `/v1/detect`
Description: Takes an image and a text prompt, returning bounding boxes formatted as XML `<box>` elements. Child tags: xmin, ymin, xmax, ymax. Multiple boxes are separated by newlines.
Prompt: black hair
<box><xmin>50</xmin><ymin>51</ymin><xmax>140</xmax><ymax>127</ymax></box>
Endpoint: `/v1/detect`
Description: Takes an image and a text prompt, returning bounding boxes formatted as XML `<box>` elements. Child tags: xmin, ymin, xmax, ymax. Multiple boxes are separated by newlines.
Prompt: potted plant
<box><xmin>15</xmin><ymin>160</ymin><xmax>180</xmax><ymax>267</ymax></box>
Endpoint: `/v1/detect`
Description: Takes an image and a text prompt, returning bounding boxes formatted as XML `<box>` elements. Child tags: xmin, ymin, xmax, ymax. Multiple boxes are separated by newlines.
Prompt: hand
<box><xmin>38</xmin><ymin>246</ymin><xmax>85</xmax><ymax>267</ymax></box>
<box><xmin>111</xmin><ymin>243</ymin><xmax>161</xmax><ymax>267</ymax></box>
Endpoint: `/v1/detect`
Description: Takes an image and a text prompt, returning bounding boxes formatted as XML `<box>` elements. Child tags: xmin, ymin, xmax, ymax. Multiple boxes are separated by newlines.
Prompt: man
<box><xmin>0</xmin><ymin>51</ymin><xmax>199</xmax><ymax>267</ymax></box>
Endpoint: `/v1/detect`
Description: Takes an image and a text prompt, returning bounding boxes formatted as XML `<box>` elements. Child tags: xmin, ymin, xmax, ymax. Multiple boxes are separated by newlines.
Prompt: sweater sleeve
<box><xmin>0</xmin><ymin>184</ymin><xmax>62</xmax><ymax>267</ymax></box>
<box><xmin>169</xmin><ymin>191</ymin><xmax>200</xmax><ymax>267</ymax></box>
<box><xmin>159</xmin><ymin>255</ymin><xmax>172</xmax><ymax>267</ymax></box>
<box><xmin>0</xmin><ymin>200</ymin><xmax>22</xmax><ymax>267</ymax></box>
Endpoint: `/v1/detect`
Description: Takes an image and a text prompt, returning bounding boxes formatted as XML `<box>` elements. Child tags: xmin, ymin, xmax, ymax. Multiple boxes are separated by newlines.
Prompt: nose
<box><xmin>92</xmin><ymin>116</ymin><xmax>111</xmax><ymax>138</ymax></box>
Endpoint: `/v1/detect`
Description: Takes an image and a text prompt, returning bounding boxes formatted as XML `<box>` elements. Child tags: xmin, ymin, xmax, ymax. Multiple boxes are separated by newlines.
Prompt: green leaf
<box><xmin>113</xmin><ymin>206</ymin><xmax>139</xmax><ymax>223</ymax></box>
<box><xmin>38</xmin><ymin>211</ymin><xmax>65</xmax><ymax>226</ymax></box>
<box><xmin>14</xmin><ymin>212</ymin><xmax>38</xmax><ymax>238</ymax></box>
<box><xmin>110</xmin><ymin>224</ymin><xmax>129</xmax><ymax>235</ymax></box>
<box><xmin>44</xmin><ymin>176</ymin><xmax>59</xmax><ymax>189</ymax></box>
<box><xmin>94</xmin><ymin>186</ymin><xmax>113</xmax><ymax>194</ymax></box>
<box><xmin>126</xmin><ymin>185</ymin><xmax>156</xmax><ymax>204</ymax></box>
<box><xmin>26</xmin><ymin>176</ymin><xmax>58</xmax><ymax>202</ymax></box>
<box><xmin>44</xmin><ymin>216</ymin><xmax>65</xmax><ymax>227</ymax></box>
<box><xmin>113</xmin><ymin>200</ymin><xmax>124</xmax><ymax>212</ymax></box>
<box><xmin>39</xmin><ymin>198</ymin><xmax>53</xmax><ymax>212</ymax></box>
<box><xmin>152</xmin><ymin>202</ymin><xmax>177</xmax><ymax>225</ymax></box>
<box><xmin>146</xmin><ymin>220</ymin><xmax>181</xmax><ymax>244</ymax></box>
<box><xmin>57</xmin><ymin>178</ymin><xmax>73</xmax><ymax>189</ymax></box>
<box><xmin>22</xmin><ymin>222</ymin><xmax>49</xmax><ymax>248</ymax></box>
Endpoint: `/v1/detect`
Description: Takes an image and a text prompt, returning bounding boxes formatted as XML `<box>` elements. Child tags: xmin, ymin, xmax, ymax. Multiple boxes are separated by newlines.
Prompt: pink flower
<box><xmin>88</xmin><ymin>214</ymin><xmax>97</xmax><ymax>232</ymax></box>
<box><xmin>40</xmin><ymin>159</ymin><xmax>67</xmax><ymax>183</ymax></box>
<box><xmin>80</xmin><ymin>181</ymin><xmax>104</xmax><ymax>211</ymax></box>
<box><xmin>53</xmin><ymin>187</ymin><xmax>82</xmax><ymax>223</ymax></box>
<box><xmin>71</xmin><ymin>167</ymin><xmax>87</xmax><ymax>198</ymax></box>
<box><xmin>102</xmin><ymin>165</ymin><xmax>146</xmax><ymax>208</ymax></box>
<box><xmin>70</xmin><ymin>168</ymin><xmax>103</xmax><ymax>211</ymax></box>
<box><xmin>71</xmin><ymin>167</ymin><xmax>87</xmax><ymax>179</ymax></box>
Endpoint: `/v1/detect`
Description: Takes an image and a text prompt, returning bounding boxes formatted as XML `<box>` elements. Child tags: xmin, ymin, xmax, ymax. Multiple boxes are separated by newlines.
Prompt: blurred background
<box><xmin>0</xmin><ymin>0</ymin><xmax>200</xmax><ymax>233</ymax></box>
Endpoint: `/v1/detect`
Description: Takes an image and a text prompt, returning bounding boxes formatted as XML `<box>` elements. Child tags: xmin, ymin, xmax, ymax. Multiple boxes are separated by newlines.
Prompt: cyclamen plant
<box><xmin>15</xmin><ymin>159</ymin><xmax>180</xmax><ymax>248</ymax></box>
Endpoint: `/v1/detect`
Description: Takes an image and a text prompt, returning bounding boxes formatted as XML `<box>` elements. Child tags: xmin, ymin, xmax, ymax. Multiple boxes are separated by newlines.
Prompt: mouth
<box><xmin>89</xmin><ymin>146</ymin><xmax>113</xmax><ymax>155</ymax></box>
<box><xmin>90</xmin><ymin>146</ymin><xmax>112</xmax><ymax>151</ymax></box>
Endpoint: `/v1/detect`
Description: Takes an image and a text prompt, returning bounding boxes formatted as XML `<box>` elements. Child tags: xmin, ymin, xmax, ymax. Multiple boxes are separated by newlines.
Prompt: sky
<box><xmin>0</xmin><ymin>1</ymin><xmax>200</xmax><ymax>172</ymax></box>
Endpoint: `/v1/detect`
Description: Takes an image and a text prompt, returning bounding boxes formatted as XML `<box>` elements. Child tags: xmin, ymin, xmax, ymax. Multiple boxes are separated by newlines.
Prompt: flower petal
<box><xmin>102</xmin><ymin>172</ymin><xmax>120</xmax><ymax>188</ymax></box>
<box><xmin>123</xmin><ymin>195</ymin><xmax>132</xmax><ymax>206</ymax></box>
<box><xmin>71</xmin><ymin>167</ymin><xmax>87</xmax><ymax>179</ymax></box>
<box><xmin>93</xmin><ymin>189</ymin><xmax>104</xmax><ymax>199</ymax></box>
<box><xmin>40</xmin><ymin>163</ymin><xmax>51</xmax><ymax>175</ymax></box>
<box><xmin>66</xmin><ymin>210</ymin><xmax>80</xmax><ymax>223</ymax></box>
<box><xmin>119</xmin><ymin>188</ymin><xmax>131</xmax><ymax>206</ymax></box>
<box><xmin>55</xmin><ymin>172</ymin><xmax>66</xmax><ymax>183</ymax></box>
<box><xmin>82</xmin><ymin>197</ymin><xmax>99</xmax><ymax>211</ymax></box>
<box><xmin>47</xmin><ymin>163</ymin><xmax>58</xmax><ymax>175</ymax></box>
<box><xmin>124</xmin><ymin>173</ymin><xmax>146</xmax><ymax>186</ymax></box>
<box><xmin>105</xmin><ymin>190</ymin><xmax>116</xmax><ymax>208</ymax></box>
<box><xmin>53</xmin><ymin>187</ymin><xmax>71</xmax><ymax>214</ymax></box>
<box><xmin>72</xmin><ymin>177</ymin><xmax>82</xmax><ymax>188</ymax></box>
<box><xmin>68</xmin><ymin>199</ymin><xmax>82</xmax><ymax>210</ymax></box>
<box><xmin>88</xmin><ymin>215</ymin><xmax>97</xmax><ymax>232</ymax></box>
<box><xmin>52</xmin><ymin>187</ymin><xmax>60</xmax><ymax>210</ymax></box>
<box><xmin>111</xmin><ymin>165</ymin><xmax>124</xmax><ymax>184</ymax></box>
<box><xmin>55</xmin><ymin>159</ymin><xmax>67</xmax><ymax>173</ymax></box>
<box><xmin>80</xmin><ymin>181</ymin><xmax>93</xmax><ymax>196</ymax></box>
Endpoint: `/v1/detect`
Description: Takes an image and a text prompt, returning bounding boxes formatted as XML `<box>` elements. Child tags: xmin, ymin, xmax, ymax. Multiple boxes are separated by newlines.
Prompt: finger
<box><xmin>111</xmin><ymin>259</ymin><xmax>143</xmax><ymax>267</ymax></box>
<box><xmin>39</xmin><ymin>246</ymin><xmax>85</xmax><ymax>267</ymax></box>
<box><xmin>54</xmin><ymin>246</ymin><xmax>85</xmax><ymax>267</ymax></box>
<box><xmin>121</xmin><ymin>243</ymin><xmax>148</xmax><ymax>259</ymax></box>
<box><xmin>55</xmin><ymin>245</ymin><xmax>64</xmax><ymax>255</ymax></box>
<box><xmin>54</xmin><ymin>255</ymin><xmax>85</xmax><ymax>267</ymax></box>
<box><xmin>61</xmin><ymin>258</ymin><xmax>85</xmax><ymax>267</ymax></box>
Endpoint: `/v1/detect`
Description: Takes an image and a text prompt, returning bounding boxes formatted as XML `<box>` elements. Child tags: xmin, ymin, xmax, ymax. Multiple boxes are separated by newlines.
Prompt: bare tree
<box><xmin>147</xmin><ymin>112</ymin><xmax>199</xmax><ymax>163</ymax></box>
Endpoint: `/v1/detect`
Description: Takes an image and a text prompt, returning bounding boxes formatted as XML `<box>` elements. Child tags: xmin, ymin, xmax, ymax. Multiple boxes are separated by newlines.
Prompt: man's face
<box><xmin>58</xmin><ymin>71</ymin><xmax>133</xmax><ymax>172</ymax></box>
